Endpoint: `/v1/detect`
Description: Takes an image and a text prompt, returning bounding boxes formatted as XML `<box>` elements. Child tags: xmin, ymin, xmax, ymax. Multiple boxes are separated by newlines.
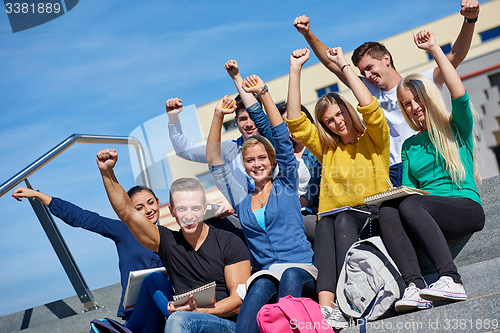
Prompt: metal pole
<box><xmin>25</xmin><ymin>179</ymin><xmax>99</xmax><ymax>312</ymax></box>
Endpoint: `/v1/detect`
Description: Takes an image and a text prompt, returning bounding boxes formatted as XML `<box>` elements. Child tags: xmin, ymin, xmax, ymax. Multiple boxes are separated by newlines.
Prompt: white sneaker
<box><xmin>395</xmin><ymin>282</ymin><xmax>432</xmax><ymax>313</ymax></box>
<box><xmin>419</xmin><ymin>276</ymin><xmax>467</xmax><ymax>302</ymax></box>
<box><xmin>321</xmin><ymin>304</ymin><xmax>349</xmax><ymax>329</ymax></box>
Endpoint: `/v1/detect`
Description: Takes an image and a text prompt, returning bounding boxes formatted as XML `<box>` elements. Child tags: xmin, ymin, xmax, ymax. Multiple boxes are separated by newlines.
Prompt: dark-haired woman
<box><xmin>12</xmin><ymin>185</ymin><xmax>169</xmax><ymax>320</ymax></box>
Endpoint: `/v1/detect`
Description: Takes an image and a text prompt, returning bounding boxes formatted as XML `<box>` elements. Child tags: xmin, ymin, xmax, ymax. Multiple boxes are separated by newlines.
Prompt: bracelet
<box><xmin>341</xmin><ymin>64</ymin><xmax>351</xmax><ymax>72</ymax></box>
<box><xmin>257</xmin><ymin>85</ymin><xmax>268</xmax><ymax>98</ymax></box>
<box><xmin>465</xmin><ymin>16</ymin><xmax>478</xmax><ymax>23</ymax></box>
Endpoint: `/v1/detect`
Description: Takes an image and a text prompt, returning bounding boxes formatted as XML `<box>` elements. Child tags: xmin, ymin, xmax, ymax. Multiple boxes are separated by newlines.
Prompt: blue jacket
<box><xmin>210</xmin><ymin>122</ymin><xmax>314</xmax><ymax>270</ymax></box>
<box><xmin>48</xmin><ymin>198</ymin><xmax>163</xmax><ymax>318</ymax></box>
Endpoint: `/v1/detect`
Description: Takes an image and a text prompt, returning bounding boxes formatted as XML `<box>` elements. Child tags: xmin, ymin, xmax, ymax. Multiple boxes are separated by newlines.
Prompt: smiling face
<box><xmin>131</xmin><ymin>190</ymin><xmax>160</xmax><ymax>224</ymax></box>
<box><xmin>235</xmin><ymin>110</ymin><xmax>258</xmax><ymax>140</ymax></box>
<box><xmin>242</xmin><ymin>142</ymin><xmax>273</xmax><ymax>184</ymax></box>
<box><xmin>356</xmin><ymin>54</ymin><xmax>392</xmax><ymax>90</ymax></box>
<box><xmin>322</xmin><ymin>103</ymin><xmax>353</xmax><ymax>138</ymax></box>
<box><xmin>169</xmin><ymin>190</ymin><xmax>206</xmax><ymax>235</ymax></box>
<box><xmin>399</xmin><ymin>87</ymin><xmax>427</xmax><ymax>129</ymax></box>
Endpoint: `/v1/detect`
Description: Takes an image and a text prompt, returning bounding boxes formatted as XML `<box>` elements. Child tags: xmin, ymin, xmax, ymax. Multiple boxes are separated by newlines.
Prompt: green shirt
<box><xmin>401</xmin><ymin>90</ymin><xmax>481</xmax><ymax>205</ymax></box>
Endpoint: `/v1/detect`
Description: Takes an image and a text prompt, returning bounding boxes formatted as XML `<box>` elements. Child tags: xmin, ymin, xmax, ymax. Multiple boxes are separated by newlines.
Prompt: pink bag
<box><xmin>257</xmin><ymin>295</ymin><xmax>334</xmax><ymax>333</ymax></box>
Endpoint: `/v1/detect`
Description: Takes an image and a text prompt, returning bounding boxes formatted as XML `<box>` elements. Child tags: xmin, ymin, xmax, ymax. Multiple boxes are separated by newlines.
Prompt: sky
<box><xmin>0</xmin><ymin>0</ymin><xmax>489</xmax><ymax>317</ymax></box>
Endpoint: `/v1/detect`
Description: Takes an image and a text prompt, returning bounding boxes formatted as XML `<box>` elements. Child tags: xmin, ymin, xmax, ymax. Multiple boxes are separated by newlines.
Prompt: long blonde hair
<box><xmin>397</xmin><ymin>73</ymin><xmax>481</xmax><ymax>188</ymax></box>
<box><xmin>314</xmin><ymin>93</ymin><xmax>365</xmax><ymax>148</ymax></box>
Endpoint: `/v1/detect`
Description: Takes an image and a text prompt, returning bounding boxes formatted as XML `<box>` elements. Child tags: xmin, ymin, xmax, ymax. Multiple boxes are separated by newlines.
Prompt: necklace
<box><xmin>254</xmin><ymin>193</ymin><xmax>266</xmax><ymax>208</ymax></box>
<box><xmin>253</xmin><ymin>183</ymin><xmax>271</xmax><ymax>208</ymax></box>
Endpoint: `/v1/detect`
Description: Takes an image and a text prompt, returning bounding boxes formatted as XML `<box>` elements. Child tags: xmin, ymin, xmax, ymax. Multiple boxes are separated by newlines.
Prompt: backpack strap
<box><xmin>90</xmin><ymin>318</ymin><xmax>133</xmax><ymax>333</ymax></box>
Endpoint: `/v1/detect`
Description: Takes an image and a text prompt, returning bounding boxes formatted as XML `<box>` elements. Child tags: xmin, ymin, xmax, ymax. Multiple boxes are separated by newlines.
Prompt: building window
<box><xmin>480</xmin><ymin>26</ymin><xmax>500</xmax><ymax>43</ymax></box>
<box><xmin>427</xmin><ymin>43</ymin><xmax>452</xmax><ymax>60</ymax></box>
<box><xmin>489</xmin><ymin>72</ymin><xmax>500</xmax><ymax>90</ymax></box>
<box><xmin>316</xmin><ymin>83</ymin><xmax>339</xmax><ymax>98</ymax></box>
<box><xmin>197</xmin><ymin>172</ymin><xmax>216</xmax><ymax>191</ymax></box>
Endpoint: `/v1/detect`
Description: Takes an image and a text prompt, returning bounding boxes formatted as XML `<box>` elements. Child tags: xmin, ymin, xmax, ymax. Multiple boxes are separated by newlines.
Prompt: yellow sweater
<box><xmin>287</xmin><ymin>97</ymin><xmax>390</xmax><ymax>213</ymax></box>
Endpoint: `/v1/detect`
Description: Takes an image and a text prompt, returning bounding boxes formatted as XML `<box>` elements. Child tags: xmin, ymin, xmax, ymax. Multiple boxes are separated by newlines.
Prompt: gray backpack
<box><xmin>336</xmin><ymin>236</ymin><xmax>406</xmax><ymax>321</ymax></box>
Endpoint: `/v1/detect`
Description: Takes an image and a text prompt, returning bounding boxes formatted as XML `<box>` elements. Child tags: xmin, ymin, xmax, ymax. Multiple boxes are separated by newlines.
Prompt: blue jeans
<box><xmin>234</xmin><ymin>267</ymin><xmax>316</xmax><ymax>333</ymax></box>
<box><xmin>164</xmin><ymin>311</ymin><xmax>236</xmax><ymax>333</ymax></box>
<box><xmin>125</xmin><ymin>272</ymin><xmax>175</xmax><ymax>333</ymax></box>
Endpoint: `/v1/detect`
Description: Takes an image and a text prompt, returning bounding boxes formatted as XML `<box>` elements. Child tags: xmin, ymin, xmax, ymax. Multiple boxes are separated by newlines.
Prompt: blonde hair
<box><xmin>314</xmin><ymin>93</ymin><xmax>365</xmax><ymax>148</ymax></box>
<box><xmin>397</xmin><ymin>73</ymin><xmax>481</xmax><ymax>188</ymax></box>
<box><xmin>241</xmin><ymin>135</ymin><xmax>277</xmax><ymax>168</ymax></box>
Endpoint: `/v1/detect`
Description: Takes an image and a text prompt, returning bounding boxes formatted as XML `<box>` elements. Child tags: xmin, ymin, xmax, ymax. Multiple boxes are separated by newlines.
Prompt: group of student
<box><xmin>11</xmin><ymin>1</ymin><xmax>486</xmax><ymax>332</ymax></box>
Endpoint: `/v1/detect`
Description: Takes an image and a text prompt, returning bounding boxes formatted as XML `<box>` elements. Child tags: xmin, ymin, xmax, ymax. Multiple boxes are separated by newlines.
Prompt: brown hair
<box><xmin>169</xmin><ymin>178</ymin><xmax>206</xmax><ymax>208</ymax></box>
<box><xmin>352</xmin><ymin>41</ymin><xmax>396</xmax><ymax>70</ymax></box>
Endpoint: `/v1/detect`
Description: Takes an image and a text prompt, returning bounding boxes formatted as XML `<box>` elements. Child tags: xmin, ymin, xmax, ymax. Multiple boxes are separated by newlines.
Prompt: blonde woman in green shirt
<box><xmin>379</xmin><ymin>30</ymin><xmax>485</xmax><ymax>313</ymax></box>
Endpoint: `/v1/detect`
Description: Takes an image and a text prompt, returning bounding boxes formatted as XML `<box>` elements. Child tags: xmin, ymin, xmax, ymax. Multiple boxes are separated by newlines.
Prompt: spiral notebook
<box><xmin>123</xmin><ymin>267</ymin><xmax>169</xmax><ymax>310</ymax></box>
<box><xmin>364</xmin><ymin>186</ymin><xmax>429</xmax><ymax>205</ymax></box>
<box><xmin>173</xmin><ymin>281</ymin><xmax>216</xmax><ymax>307</ymax></box>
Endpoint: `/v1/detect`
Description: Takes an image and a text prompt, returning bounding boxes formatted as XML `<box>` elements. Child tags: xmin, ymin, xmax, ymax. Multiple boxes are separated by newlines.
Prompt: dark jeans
<box><xmin>235</xmin><ymin>267</ymin><xmax>316</xmax><ymax>333</ymax></box>
<box><xmin>314</xmin><ymin>206</ymin><xmax>378</xmax><ymax>294</ymax></box>
<box><xmin>379</xmin><ymin>195</ymin><xmax>485</xmax><ymax>288</ymax></box>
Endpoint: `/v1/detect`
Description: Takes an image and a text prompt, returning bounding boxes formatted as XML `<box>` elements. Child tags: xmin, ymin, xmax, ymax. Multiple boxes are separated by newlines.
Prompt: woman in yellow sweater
<box><xmin>286</xmin><ymin>46</ymin><xmax>390</xmax><ymax>329</ymax></box>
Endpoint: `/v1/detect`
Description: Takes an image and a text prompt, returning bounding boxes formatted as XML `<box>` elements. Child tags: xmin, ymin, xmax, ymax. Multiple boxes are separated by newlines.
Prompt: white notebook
<box><xmin>173</xmin><ymin>281</ymin><xmax>216</xmax><ymax>308</ymax></box>
<box><xmin>123</xmin><ymin>267</ymin><xmax>169</xmax><ymax>310</ymax></box>
<box><xmin>364</xmin><ymin>186</ymin><xmax>429</xmax><ymax>206</ymax></box>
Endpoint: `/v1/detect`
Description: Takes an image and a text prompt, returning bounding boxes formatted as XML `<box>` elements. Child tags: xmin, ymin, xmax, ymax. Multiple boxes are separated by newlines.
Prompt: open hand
<box><xmin>166</xmin><ymin>98</ymin><xmax>183</xmax><ymax>116</ymax></box>
<box><xmin>293</xmin><ymin>15</ymin><xmax>310</xmax><ymax>35</ymax></box>
<box><xmin>413</xmin><ymin>30</ymin><xmax>437</xmax><ymax>52</ymax></box>
<box><xmin>460</xmin><ymin>0</ymin><xmax>479</xmax><ymax>19</ymax></box>
<box><xmin>224</xmin><ymin>59</ymin><xmax>239</xmax><ymax>79</ymax></box>
<box><xmin>290</xmin><ymin>47</ymin><xmax>310</xmax><ymax>69</ymax></box>
<box><xmin>96</xmin><ymin>148</ymin><xmax>118</xmax><ymax>171</ymax></box>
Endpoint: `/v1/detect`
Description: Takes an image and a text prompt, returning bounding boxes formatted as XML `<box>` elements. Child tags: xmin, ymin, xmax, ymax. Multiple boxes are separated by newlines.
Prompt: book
<box><xmin>364</xmin><ymin>186</ymin><xmax>430</xmax><ymax>206</ymax></box>
<box><xmin>172</xmin><ymin>281</ymin><xmax>216</xmax><ymax>307</ymax></box>
<box><xmin>317</xmin><ymin>206</ymin><xmax>372</xmax><ymax>218</ymax></box>
<box><xmin>236</xmin><ymin>263</ymin><xmax>318</xmax><ymax>300</ymax></box>
<box><xmin>123</xmin><ymin>267</ymin><xmax>169</xmax><ymax>310</ymax></box>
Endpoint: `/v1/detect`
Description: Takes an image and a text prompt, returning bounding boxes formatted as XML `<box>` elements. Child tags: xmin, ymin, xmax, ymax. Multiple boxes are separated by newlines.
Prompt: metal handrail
<box><xmin>0</xmin><ymin>134</ymin><xmax>151</xmax><ymax>197</ymax></box>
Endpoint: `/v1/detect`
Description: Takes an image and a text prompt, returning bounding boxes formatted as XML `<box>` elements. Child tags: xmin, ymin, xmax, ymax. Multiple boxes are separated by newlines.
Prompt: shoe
<box><xmin>419</xmin><ymin>276</ymin><xmax>467</xmax><ymax>302</ymax></box>
<box><xmin>321</xmin><ymin>304</ymin><xmax>350</xmax><ymax>329</ymax></box>
<box><xmin>395</xmin><ymin>282</ymin><xmax>432</xmax><ymax>313</ymax></box>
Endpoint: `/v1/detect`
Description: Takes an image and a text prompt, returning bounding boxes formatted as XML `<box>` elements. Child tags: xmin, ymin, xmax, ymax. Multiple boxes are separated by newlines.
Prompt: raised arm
<box><xmin>415</xmin><ymin>30</ymin><xmax>465</xmax><ymax>98</ymax></box>
<box><xmin>224</xmin><ymin>60</ymin><xmax>258</xmax><ymax>108</ymax></box>
<box><xmin>293</xmin><ymin>15</ymin><xmax>349</xmax><ymax>87</ymax></box>
<box><xmin>206</xmin><ymin>97</ymin><xmax>238</xmax><ymax>167</ymax></box>
<box><xmin>325</xmin><ymin>47</ymin><xmax>374</xmax><ymax>107</ymax></box>
<box><xmin>325</xmin><ymin>47</ymin><xmax>373</xmax><ymax>106</ymax></box>
<box><xmin>241</xmin><ymin>75</ymin><xmax>282</xmax><ymax>127</ymax></box>
<box><xmin>287</xmin><ymin>47</ymin><xmax>310</xmax><ymax>121</ymax></box>
<box><xmin>12</xmin><ymin>186</ymin><xmax>52</xmax><ymax>205</ymax></box>
<box><xmin>167</xmin><ymin>98</ymin><xmax>209</xmax><ymax>163</ymax></box>
<box><xmin>96</xmin><ymin>148</ymin><xmax>160</xmax><ymax>252</ymax></box>
<box><xmin>433</xmin><ymin>0</ymin><xmax>479</xmax><ymax>86</ymax></box>
<box><xmin>226</xmin><ymin>59</ymin><xmax>274</xmax><ymax>144</ymax></box>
